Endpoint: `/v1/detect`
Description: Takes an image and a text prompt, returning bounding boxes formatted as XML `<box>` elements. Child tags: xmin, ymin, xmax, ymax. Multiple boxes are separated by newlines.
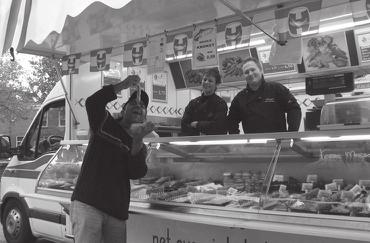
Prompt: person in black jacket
<box><xmin>70</xmin><ymin>75</ymin><xmax>154</xmax><ymax>243</ymax></box>
<box><xmin>181</xmin><ymin>68</ymin><xmax>228</xmax><ymax>136</ymax></box>
<box><xmin>228</xmin><ymin>57</ymin><xmax>301</xmax><ymax>134</ymax></box>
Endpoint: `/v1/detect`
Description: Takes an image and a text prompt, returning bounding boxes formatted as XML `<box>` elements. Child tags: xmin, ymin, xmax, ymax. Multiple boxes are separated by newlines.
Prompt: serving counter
<box><xmin>35</xmin><ymin>129</ymin><xmax>370</xmax><ymax>242</ymax></box>
<box><xmin>129</xmin><ymin>129</ymin><xmax>370</xmax><ymax>242</ymax></box>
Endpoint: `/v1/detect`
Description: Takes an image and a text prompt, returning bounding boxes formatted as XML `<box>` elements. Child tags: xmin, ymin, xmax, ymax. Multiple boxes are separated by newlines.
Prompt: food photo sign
<box><xmin>180</xmin><ymin>59</ymin><xmax>213</xmax><ymax>88</ymax></box>
<box><xmin>302</xmin><ymin>32</ymin><xmax>350</xmax><ymax>72</ymax></box>
<box><xmin>218</xmin><ymin>48</ymin><xmax>250</xmax><ymax>83</ymax></box>
<box><xmin>192</xmin><ymin>23</ymin><xmax>218</xmax><ymax>69</ymax></box>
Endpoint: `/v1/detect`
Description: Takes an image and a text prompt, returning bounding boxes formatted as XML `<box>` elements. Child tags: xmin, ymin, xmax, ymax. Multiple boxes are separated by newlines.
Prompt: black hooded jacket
<box><xmin>181</xmin><ymin>93</ymin><xmax>228</xmax><ymax>136</ymax></box>
<box><xmin>228</xmin><ymin>78</ymin><xmax>301</xmax><ymax>134</ymax></box>
<box><xmin>71</xmin><ymin>85</ymin><xmax>147</xmax><ymax>220</ymax></box>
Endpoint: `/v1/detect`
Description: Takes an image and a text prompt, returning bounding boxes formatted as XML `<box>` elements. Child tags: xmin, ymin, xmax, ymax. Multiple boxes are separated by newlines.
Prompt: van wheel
<box><xmin>2</xmin><ymin>199</ymin><xmax>35</xmax><ymax>243</ymax></box>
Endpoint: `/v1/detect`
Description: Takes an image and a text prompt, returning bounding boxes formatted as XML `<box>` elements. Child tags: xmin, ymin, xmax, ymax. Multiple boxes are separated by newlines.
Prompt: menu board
<box><xmin>356</xmin><ymin>32</ymin><xmax>370</xmax><ymax>63</ymax></box>
<box><xmin>257</xmin><ymin>49</ymin><xmax>296</xmax><ymax>75</ymax></box>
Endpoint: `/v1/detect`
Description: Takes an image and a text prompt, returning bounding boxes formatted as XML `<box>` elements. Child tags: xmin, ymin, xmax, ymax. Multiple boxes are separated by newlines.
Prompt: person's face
<box><xmin>121</xmin><ymin>99</ymin><xmax>147</xmax><ymax>124</ymax></box>
<box><xmin>202</xmin><ymin>74</ymin><xmax>217</xmax><ymax>96</ymax></box>
<box><xmin>243</xmin><ymin>61</ymin><xmax>263</xmax><ymax>89</ymax></box>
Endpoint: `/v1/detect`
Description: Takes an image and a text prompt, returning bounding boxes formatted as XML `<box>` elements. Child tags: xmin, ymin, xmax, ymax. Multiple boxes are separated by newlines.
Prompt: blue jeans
<box><xmin>70</xmin><ymin>200</ymin><xmax>126</xmax><ymax>243</ymax></box>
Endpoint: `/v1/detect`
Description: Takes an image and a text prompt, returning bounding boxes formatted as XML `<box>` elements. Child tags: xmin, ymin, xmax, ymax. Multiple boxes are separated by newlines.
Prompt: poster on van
<box><xmin>302</xmin><ymin>32</ymin><xmax>350</xmax><ymax>72</ymax></box>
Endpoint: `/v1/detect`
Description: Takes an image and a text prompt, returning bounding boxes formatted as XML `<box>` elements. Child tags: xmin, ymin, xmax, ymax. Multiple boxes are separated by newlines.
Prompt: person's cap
<box><xmin>122</xmin><ymin>89</ymin><xmax>149</xmax><ymax>110</ymax></box>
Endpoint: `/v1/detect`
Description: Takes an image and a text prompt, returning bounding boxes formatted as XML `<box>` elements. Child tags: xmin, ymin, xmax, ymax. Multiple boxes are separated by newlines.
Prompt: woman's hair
<box><xmin>244</xmin><ymin>57</ymin><xmax>263</xmax><ymax>71</ymax></box>
<box><xmin>204</xmin><ymin>68</ymin><xmax>221</xmax><ymax>84</ymax></box>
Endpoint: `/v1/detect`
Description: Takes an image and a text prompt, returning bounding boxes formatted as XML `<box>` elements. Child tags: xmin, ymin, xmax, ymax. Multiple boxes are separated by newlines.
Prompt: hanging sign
<box><xmin>270</xmin><ymin>0</ymin><xmax>322</xmax><ymax>65</ymax></box>
<box><xmin>123</xmin><ymin>40</ymin><xmax>147</xmax><ymax>67</ymax></box>
<box><xmin>166</xmin><ymin>30</ymin><xmax>193</xmax><ymax>59</ymax></box>
<box><xmin>61</xmin><ymin>53</ymin><xmax>81</xmax><ymax>75</ymax></box>
<box><xmin>147</xmin><ymin>34</ymin><xmax>167</xmax><ymax>74</ymax></box>
<box><xmin>257</xmin><ymin>49</ymin><xmax>296</xmax><ymax>75</ymax></box>
<box><xmin>302</xmin><ymin>32</ymin><xmax>350</xmax><ymax>72</ymax></box>
<box><xmin>152</xmin><ymin>72</ymin><xmax>167</xmax><ymax>102</ymax></box>
<box><xmin>90</xmin><ymin>47</ymin><xmax>112</xmax><ymax>72</ymax></box>
<box><xmin>216</xmin><ymin>17</ymin><xmax>251</xmax><ymax>48</ymax></box>
<box><xmin>192</xmin><ymin>23</ymin><xmax>218</xmax><ymax>69</ymax></box>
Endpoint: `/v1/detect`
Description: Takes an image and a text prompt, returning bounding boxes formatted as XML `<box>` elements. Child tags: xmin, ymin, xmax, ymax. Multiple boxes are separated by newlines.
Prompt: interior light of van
<box><xmin>302</xmin><ymin>135</ymin><xmax>370</xmax><ymax>142</ymax></box>
<box><xmin>170</xmin><ymin>138</ymin><xmax>272</xmax><ymax>146</ymax></box>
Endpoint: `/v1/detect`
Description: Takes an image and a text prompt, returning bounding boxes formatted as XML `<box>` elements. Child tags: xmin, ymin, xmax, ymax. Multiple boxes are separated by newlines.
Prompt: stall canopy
<box><xmin>0</xmin><ymin>0</ymin><xmax>294</xmax><ymax>57</ymax></box>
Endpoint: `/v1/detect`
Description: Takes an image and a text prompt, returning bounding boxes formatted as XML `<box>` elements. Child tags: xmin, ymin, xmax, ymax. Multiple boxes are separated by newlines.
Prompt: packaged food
<box><xmin>301</xmin><ymin>183</ymin><xmax>313</xmax><ymax>192</ymax></box>
<box><xmin>350</xmin><ymin>184</ymin><xmax>363</xmax><ymax>196</ymax></box>
<box><xmin>318</xmin><ymin>190</ymin><xmax>332</xmax><ymax>199</ymax></box>
<box><xmin>325</xmin><ymin>182</ymin><xmax>338</xmax><ymax>191</ymax></box>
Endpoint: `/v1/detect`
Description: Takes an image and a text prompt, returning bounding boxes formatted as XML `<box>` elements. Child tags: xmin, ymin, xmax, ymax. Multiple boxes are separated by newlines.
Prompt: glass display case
<box><xmin>132</xmin><ymin>129</ymin><xmax>370</xmax><ymax>223</ymax></box>
<box><xmin>35</xmin><ymin>130</ymin><xmax>370</xmax><ymax>240</ymax></box>
<box><xmin>320</xmin><ymin>95</ymin><xmax>370</xmax><ymax>129</ymax></box>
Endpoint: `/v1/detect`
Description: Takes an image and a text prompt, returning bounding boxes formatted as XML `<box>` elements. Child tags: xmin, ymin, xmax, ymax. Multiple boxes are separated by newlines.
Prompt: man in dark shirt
<box><xmin>228</xmin><ymin>57</ymin><xmax>301</xmax><ymax>134</ymax></box>
<box><xmin>181</xmin><ymin>68</ymin><xmax>228</xmax><ymax>136</ymax></box>
<box><xmin>70</xmin><ymin>75</ymin><xmax>154</xmax><ymax>243</ymax></box>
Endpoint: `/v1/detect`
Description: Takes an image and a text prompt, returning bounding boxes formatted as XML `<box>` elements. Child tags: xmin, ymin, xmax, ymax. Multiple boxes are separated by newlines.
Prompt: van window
<box><xmin>20</xmin><ymin>100</ymin><xmax>65</xmax><ymax>160</ymax></box>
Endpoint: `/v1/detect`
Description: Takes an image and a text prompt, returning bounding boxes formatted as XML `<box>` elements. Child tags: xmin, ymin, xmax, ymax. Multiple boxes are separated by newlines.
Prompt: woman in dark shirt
<box><xmin>181</xmin><ymin>68</ymin><xmax>228</xmax><ymax>136</ymax></box>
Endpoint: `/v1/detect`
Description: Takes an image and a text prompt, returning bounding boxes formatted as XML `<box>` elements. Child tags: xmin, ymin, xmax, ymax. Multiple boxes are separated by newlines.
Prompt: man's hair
<box><xmin>204</xmin><ymin>68</ymin><xmax>221</xmax><ymax>84</ymax></box>
<box><xmin>244</xmin><ymin>57</ymin><xmax>263</xmax><ymax>71</ymax></box>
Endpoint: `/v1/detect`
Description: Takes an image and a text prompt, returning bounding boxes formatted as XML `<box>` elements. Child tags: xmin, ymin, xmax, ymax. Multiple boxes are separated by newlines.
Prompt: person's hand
<box><xmin>190</xmin><ymin>121</ymin><xmax>198</xmax><ymax>128</ymax></box>
<box><xmin>121</xmin><ymin>75</ymin><xmax>140</xmax><ymax>89</ymax></box>
<box><xmin>129</xmin><ymin>121</ymin><xmax>155</xmax><ymax>140</ymax></box>
<box><xmin>129</xmin><ymin>121</ymin><xmax>155</xmax><ymax>155</ymax></box>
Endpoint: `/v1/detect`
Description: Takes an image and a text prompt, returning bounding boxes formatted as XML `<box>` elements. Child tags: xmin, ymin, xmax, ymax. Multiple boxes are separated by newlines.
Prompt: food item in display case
<box><xmin>131</xmin><ymin>170</ymin><xmax>370</xmax><ymax>217</ymax></box>
<box><xmin>202</xmin><ymin>196</ymin><xmax>233</xmax><ymax>206</ymax></box>
<box><xmin>290</xmin><ymin>200</ymin><xmax>318</xmax><ymax>213</ymax></box>
<box><xmin>328</xmin><ymin>204</ymin><xmax>350</xmax><ymax>215</ymax></box>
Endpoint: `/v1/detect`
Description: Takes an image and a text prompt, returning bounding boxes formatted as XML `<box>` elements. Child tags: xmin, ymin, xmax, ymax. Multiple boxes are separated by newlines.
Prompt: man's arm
<box><xmin>85</xmin><ymin>85</ymin><xmax>117</xmax><ymax>132</ymax></box>
<box><xmin>227</xmin><ymin>97</ymin><xmax>242</xmax><ymax>134</ymax></box>
<box><xmin>277</xmin><ymin>84</ymin><xmax>302</xmax><ymax>131</ymax></box>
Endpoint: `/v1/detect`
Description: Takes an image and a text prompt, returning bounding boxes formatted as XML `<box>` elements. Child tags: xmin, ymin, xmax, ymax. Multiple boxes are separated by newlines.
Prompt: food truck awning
<box><xmin>0</xmin><ymin>0</ymin><xmax>294</xmax><ymax>57</ymax></box>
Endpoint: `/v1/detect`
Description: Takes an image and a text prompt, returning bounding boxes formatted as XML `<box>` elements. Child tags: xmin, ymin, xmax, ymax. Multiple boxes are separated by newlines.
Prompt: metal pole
<box><xmin>51</xmin><ymin>58</ymin><xmax>79</xmax><ymax>125</ymax></box>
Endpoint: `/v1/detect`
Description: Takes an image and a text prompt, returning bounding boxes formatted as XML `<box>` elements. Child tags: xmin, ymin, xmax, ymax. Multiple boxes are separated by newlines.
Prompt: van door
<box><xmin>36</xmin><ymin>143</ymin><xmax>85</xmax><ymax>241</ymax></box>
<box><xmin>12</xmin><ymin>99</ymin><xmax>66</xmax><ymax>239</ymax></box>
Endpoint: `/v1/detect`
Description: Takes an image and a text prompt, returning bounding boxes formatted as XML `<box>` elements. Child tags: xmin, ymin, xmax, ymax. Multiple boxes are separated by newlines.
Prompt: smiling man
<box><xmin>180</xmin><ymin>68</ymin><xmax>228</xmax><ymax>136</ymax></box>
<box><xmin>70</xmin><ymin>75</ymin><xmax>154</xmax><ymax>243</ymax></box>
<box><xmin>227</xmin><ymin>57</ymin><xmax>301</xmax><ymax>134</ymax></box>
